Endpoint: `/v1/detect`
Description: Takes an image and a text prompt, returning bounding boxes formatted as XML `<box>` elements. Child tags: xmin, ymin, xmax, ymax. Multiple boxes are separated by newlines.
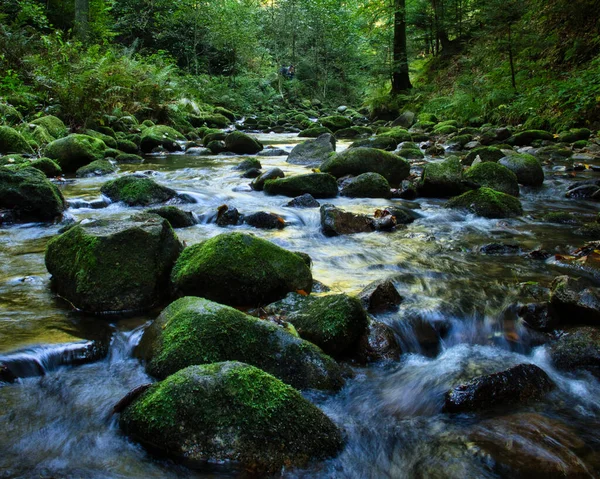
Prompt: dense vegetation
<box><xmin>1</xmin><ymin>0</ymin><xmax>598</xmax><ymax>130</ymax></box>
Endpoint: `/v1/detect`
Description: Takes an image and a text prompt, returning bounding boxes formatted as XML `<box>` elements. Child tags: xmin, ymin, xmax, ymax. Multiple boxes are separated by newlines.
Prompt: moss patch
<box><xmin>445</xmin><ymin>187</ymin><xmax>523</xmax><ymax>218</ymax></box>
<box><xmin>263</xmin><ymin>173</ymin><xmax>338</xmax><ymax>198</ymax></box>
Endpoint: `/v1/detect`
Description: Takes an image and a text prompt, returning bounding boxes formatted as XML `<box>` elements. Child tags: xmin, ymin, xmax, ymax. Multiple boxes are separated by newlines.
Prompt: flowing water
<box><xmin>1</xmin><ymin>134</ymin><xmax>599</xmax><ymax>478</ymax></box>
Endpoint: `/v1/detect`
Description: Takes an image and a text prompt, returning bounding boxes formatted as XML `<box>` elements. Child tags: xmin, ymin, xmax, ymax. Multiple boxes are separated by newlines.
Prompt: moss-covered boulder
<box><xmin>116</xmin><ymin>139</ymin><xmax>138</xmax><ymax>154</ymax></box>
<box><xmin>377</xmin><ymin>127</ymin><xmax>412</xmax><ymax>143</ymax></box>
<box><xmin>418</xmin><ymin>157</ymin><xmax>465</xmax><ymax>197</ymax></box>
<box><xmin>433</xmin><ymin>125</ymin><xmax>458</xmax><ymax>135</ymax></box>
<box><xmin>213</xmin><ymin>106</ymin><xmax>235</xmax><ymax>121</ymax></box>
<box><xmin>76</xmin><ymin>159</ymin><xmax>116</xmax><ymax>178</ymax></box>
<box><xmin>235</xmin><ymin>157</ymin><xmax>261</xmax><ymax>171</ymax></box>
<box><xmin>299</xmin><ymin>126</ymin><xmax>333</xmax><ymax>138</ymax></box>
<box><xmin>30</xmin><ymin>115</ymin><xmax>67</xmax><ymax>139</ymax></box>
<box><xmin>224</xmin><ymin>131</ymin><xmax>263</xmax><ymax>154</ymax></box>
<box><xmin>0</xmin><ymin>166</ymin><xmax>65</xmax><ymax>221</ymax></box>
<box><xmin>287</xmin><ymin>134</ymin><xmax>335</xmax><ymax>166</ymax></box>
<box><xmin>0</xmin><ymin>126</ymin><xmax>34</xmax><ymax>154</ymax></box>
<box><xmin>464</xmin><ymin>162</ymin><xmax>519</xmax><ymax>197</ymax></box>
<box><xmin>264</xmin><ymin>173</ymin><xmax>338</xmax><ymax>199</ymax></box>
<box><xmin>340</xmin><ymin>172</ymin><xmax>391</xmax><ymax>198</ymax></box>
<box><xmin>498</xmin><ymin>154</ymin><xmax>544</xmax><ymax>186</ymax></box>
<box><xmin>396</xmin><ymin>143</ymin><xmax>424</xmax><ymax>159</ymax></box>
<box><xmin>349</xmin><ymin>136</ymin><xmax>399</xmax><ymax>151</ymax></box>
<box><xmin>138</xmin><ymin>297</ymin><xmax>343</xmax><ymax>390</ymax></box>
<box><xmin>321</xmin><ymin>147</ymin><xmax>410</xmax><ymax>185</ymax></box>
<box><xmin>445</xmin><ymin>187</ymin><xmax>523</xmax><ymax>218</ymax></box>
<box><xmin>558</xmin><ymin>128</ymin><xmax>591</xmax><ymax>143</ymax></box>
<box><xmin>45</xmin><ymin>134</ymin><xmax>107</xmax><ymax>172</ymax></box>
<box><xmin>101</xmin><ymin>175</ymin><xmax>178</xmax><ymax>206</ymax></box>
<box><xmin>170</xmin><ymin>233</ymin><xmax>313</xmax><ymax>306</ymax></box>
<box><xmin>140</xmin><ymin>125</ymin><xmax>185</xmax><ymax>153</ymax></box>
<box><xmin>189</xmin><ymin>113</ymin><xmax>230</xmax><ymax>128</ymax></box>
<box><xmin>147</xmin><ymin>206</ymin><xmax>196</xmax><ymax>228</ymax></box>
<box><xmin>511</xmin><ymin>130</ymin><xmax>554</xmax><ymax>146</ymax></box>
<box><xmin>0</xmin><ymin>103</ymin><xmax>22</xmax><ymax>124</ymax></box>
<box><xmin>45</xmin><ymin>215</ymin><xmax>183</xmax><ymax>313</ymax></box>
<box><xmin>250</xmin><ymin>167</ymin><xmax>285</xmax><ymax>191</ymax></box>
<box><xmin>18</xmin><ymin>123</ymin><xmax>55</xmax><ymax>147</ymax></box>
<box><xmin>28</xmin><ymin>157</ymin><xmax>62</xmax><ymax>177</ymax></box>
<box><xmin>85</xmin><ymin>129</ymin><xmax>117</xmax><ymax>149</ymax></box>
<box><xmin>320</xmin><ymin>115</ymin><xmax>352</xmax><ymax>132</ymax></box>
<box><xmin>463</xmin><ymin>146</ymin><xmax>505</xmax><ymax>166</ymax></box>
<box><xmin>119</xmin><ymin>362</ymin><xmax>343</xmax><ymax>472</ymax></box>
<box><xmin>549</xmin><ymin>327</ymin><xmax>600</xmax><ymax>378</ymax></box>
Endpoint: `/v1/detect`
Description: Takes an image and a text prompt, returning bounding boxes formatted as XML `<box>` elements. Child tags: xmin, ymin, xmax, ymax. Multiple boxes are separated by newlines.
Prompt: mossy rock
<box><xmin>464</xmin><ymin>162</ymin><xmax>519</xmax><ymax>197</ymax></box>
<box><xmin>397</xmin><ymin>146</ymin><xmax>424</xmax><ymax>159</ymax></box>
<box><xmin>138</xmin><ymin>297</ymin><xmax>343</xmax><ymax>390</ymax></box>
<box><xmin>202</xmin><ymin>131</ymin><xmax>227</xmax><ymax>145</ymax></box>
<box><xmin>18</xmin><ymin>123</ymin><xmax>55</xmax><ymax>147</ymax></box>
<box><xmin>264</xmin><ymin>173</ymin><xmax>338</xmax><ymax>199</ymax></box>
<box><xmin>411</xmin><ymin>121</ymin><xmax>436</xmax><ymax>132</ymax></box>
<box><xmin>284</xmin><ymin>294</ymin><xmax>369</xmax><ymax>357</ymax></box>
<box><xmin>498</xmin><ymin>154</ymin><xmax>544</xmax><ymax>186</ymax></box>
<box><xmin>76</xmin><ymin>159</ymin><xmax>116</xmax><ymax>178</ymax></box>
<box><xmin>321</xmin><ymin>147</ymin><xmax>410</xmax><ymax>185</ymax></box>
<box><xmin>224</xmin><ymin>131</ymin><xmax>263</xmax><ymax>154</ymax></box>
<box><xmin>0</xmin><ymin>126</ymin><xmax>34</xmax><ymax>155</ymax></box>
<box><xmin>146</xmin><ymin>206</ymin><xmax>196</xmax><ymax>228</ymax></box>
<box><xmin>212</xmin><ymin>106</ymin><xmax>235</xmax><ymax>121</ymax></box>
<box><xmin>250</xmin><ymin>167</ymin><xmax>285</xmax><ymax>191</ymax></box>
<box><xmin>190</xmin><ymin>113</ymin><xmax>230</xmax><ymax>128</ymax></box>
<box><xmin>119</xmin><ymin>362</ymin><xmax>343</xmax><ymax>472</ymax></box>
<box><xmin>116</xmin><ymin>139</ymin><xmax>138</xmax><ymax>154</ymax></box>
<box><xmin>549</xmin><ymin>327</ymin><xmax>600</xmax><ymax>378</ymax></box>
<box><xmin>299</xmin><ymin>126</ymin><xmax>333</xmax><ymax>138</ymax></box>
<box><xmin>170</xmin><ymin>232</ymin><xmax>313</xmax><ymax>307</ymax></box>
<box><xmin>45</xmin><ymin>214</ymin><xmax>183</xmax><ymax>313</ymax></box>
<box><xmin>140</xmin><ymin>125</ymin><xmax>185</xmax><ymax>153</ymax></box>
<box><xmin>463</xmin><ymin>146</ymin><xmax>508</xmax><ymax>166</ymax></box>
<box><xmin>287</xmin><ymin>134</ymin><xmax>335</xmax><ymax>166</ymax></box>
<box><xmin>103</xmin><ymin>148</ymin><xmax>121</xmax><ymax>159</ymax></box>
<box><xmin>85</xmin><ymin>129</ymin><xmax>117</xmax><ymax>149</ymax></box>
<box><xmin>115</xmin><ymin>153</ymin><xmax>144</xmax><ymax>164</ymax></box>
<box><xmin>340</xmin><ymin>172</ymin><xmax>391</xmax><ymax>199</ymax></box>
<box><xmin>558</xmin><ymin>128</ymin><xmax>592</xmax><ymax>144</ymax></box>
<box><xmin>418</xmin><ymin>157</ymin><xmax>465</xmax><ymax>197</ymax></box>
<box><xmin>510</xmin><ymin>130</ymin><xmax>554</xmax><ymax>146</ymax></box>
<box><xmin>349</xmin><ymin>136</ymin><xmax>398</xmax><ymax>151</ymax></box>
<box><xmin>0</xmin><ymin>103</ymin><xmax>23</xmax><ymax>125</ymax></box>
<box><xmin>417</xmin><ymin>113</ymin><xmax>439</xmax><ymax>123</ymax></box>
<box><xmin>235</xmin><ymin>157</ymin><xmax>262</xmax><ymax>171</ymax></box>
<box><xmin>320</xmin><ymin>115</ymin><xmax>352</xmax><ymax>132</ymax></box>
<box><xmin>45</xmin><ymin>134</ymin><xmax>107</xmax><ymax>172</ymax></box>
<box><xmin>542</xmin><ymin>211</ymin><xmax>582</xmax><ymax>225</ymax></box>
<box><xmin>377</xmin><ymin>127</ymin><xmax>412</xmax><ymax>143</ymax></box>
<box><xmin>445</xmin><ymin>187</ymin><xmax>523</xmax><ymax>218</ymax></box>
<box><xmin>29</xmin><ymin>157</ymin><xmax>62</xmax><ymax>177</ymax></box>
<box><xmin>101</xmin><ymin>175</ymin><xmax>178</xmax><ymax>206</ymax></box>
<box><xmin>0</xmin><ymin>166</ymin><xmax>65</xmax><ymax>221</ymax></box>
<box><xmin>30</xmin><ymin>115</ymin><xmax>67</xmax><ymax>139</ymax></box>
<box><xmin>433</xmin><ymin>125</ymin><xmax>458</xmax><ymax>135</ymax></box>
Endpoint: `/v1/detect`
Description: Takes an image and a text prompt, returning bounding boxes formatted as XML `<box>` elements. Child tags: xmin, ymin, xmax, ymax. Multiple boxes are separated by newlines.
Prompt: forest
<box><xmin>1</xmin><ymin>1</ymin><xmax>600</xmax><ymax>478</ymax></box>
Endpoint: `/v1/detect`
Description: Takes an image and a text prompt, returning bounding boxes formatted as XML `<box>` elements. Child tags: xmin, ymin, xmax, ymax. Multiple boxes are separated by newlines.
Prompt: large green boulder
<box><xmin>119</xmin><ymin>362</ymin><xmax>343</xmax><ymax>472</ymax></box>
<box><xmin>84</xmin><ymin>129</ymin><xmax>117</xmax><ymax>149</ymax></box>
<box><xmin>377</xmin><ymin>127</ymin><xmax>412</xmax><ymax>143</ymax></box>
<box><xmin>299</xmin><ymin>126</ymin><xmax>333</xmax><ymax>138</ymax></box>
<box><xmin>101</xmin><ymin>175</ymin><xmax>178</xmax><ymax>206</ymax></box>
<box><xmin>349</xmin><ymin>136</ymin><xmax>398</xmax><ymax>151</ymax></box>
<box><xmin>138</xmin><ymin>297</ymin><xmax>343</xmax><ymax>389</ymax></box>
<box><xmin>45</xmin><ymin>215</ymin><xmax>183</xmax><ymax>313</ymax></box>
<box><xmin>30</xmin><ymin>115</ymin><xmax>67</xmax><ymax>139</ymax></box>
<box><xmin>146</xmin><ymin>206</ymin><xmax>196</xmax><ymax>228</ymax></box>
<box><xmin>0</xmin><ymin>103</ymin><xmax>22</xmax><ymax>124</ymax></box>
<box><xmin>320</xmin><ymin>115</ymin><xmax>352</xmax><ymax>132</ymax></box>
<box><xmin>189</xmin><ymin>112</ymin><xmax>230</xmax><ymax>128</ymax></box>
<box><xmin>463</xmin><ymin>146</ymin><xmax>505</xmax><ymax>166</ymax></box>
<box><xmin>18</xmin><ymin>123</ymin><xmax>55</xmax><ymax>147</ymax></box>
<box><xmin>464</xmin><ymin>162</ymin><xmax>520</xmax><ymax>197</ymax></box>
<box><xmin>170</xmin><ymin>232</ymin><xmax>313</xmax><ymax>306</ymax></box>
<box><xmin>287</xmin><ymin>134</ymin><xmax>335</xmax><ymax>166</ymax></box>
<box><xmin>340</xmin><ymin>172</ymin><xmax>391</xmax><ymax>198</ymax></box>
<box><xmin>445</xmin><ymin>187</ymin><xmax>523</xmax><ymax>218</ymax></box>
<box><xmin>224</xmin><ymin>131</ymin><xmax>263</xmax><ymax>154</ymax></box>
<box><xmin>45</xmin><ymin>134</ymin><xmax>106</xmax><ymax>172</ymax></box>
<box><xmin>264</xmin><ymin>173</ymin><xmax>338</xmax><ymax>198</ymax></box>
<box><xmin>418</xmin><ymin>157</ymin><xmax>465</xmax><ymax>197</ymax></box>
<box><xmin>213</xmin><ymin>106</ymin><xmax>235</xmax><ymax>121</ymax></box>
<box><xmin>498</xmin><ymin>154</ymin><xmax>544</xmax><ymax>186</ymax></box>
<box><xmin>321</xmin><ymin>147</ymin><xmax>410</xmax><ymax>185</ymax></box>
<box><xmin>510</xmin><ymin>130</ymin><xmax>554</xmax><ymax>146</ymax></box>
<box><xmin>76</xmin><ymin>159</ymin><xmax>116</xmax><ymax>178</ymax></box>
<box><xmin>0</xmin><ymin>166</ymin><xmax>65</xmax><ymax>221</ymax></box>
<box><xmin>558</xmin><ymin>128</ymin><xmax>591</xmax><ymax>143</ymax></box>
<box><xmin>0</xmin><ymin>126</ymin><xmax>34</xmax><ymax>154</ymax></box>
<box><xmin>140</xmin><ymin>125</ymin><xmax>185</xmax><ymax>153</ymax></box>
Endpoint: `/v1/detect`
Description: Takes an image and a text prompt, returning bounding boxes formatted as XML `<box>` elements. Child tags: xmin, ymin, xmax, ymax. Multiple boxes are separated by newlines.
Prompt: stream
<box><xmin>1</xmin><ymin>133</ymin><xmax>599</xmax><ymax>478</ymax></box>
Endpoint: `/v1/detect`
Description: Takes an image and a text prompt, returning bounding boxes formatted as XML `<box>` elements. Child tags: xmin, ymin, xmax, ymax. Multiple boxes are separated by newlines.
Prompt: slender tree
<box><xmin>391</xmin><ymin>0</ymin><xmax>412</xmax><ymax>93</ymax></box>
<box><xmin>74</xmin><ymin>0</ymin><xmax>89</xmax><ymax>41</ymax></box>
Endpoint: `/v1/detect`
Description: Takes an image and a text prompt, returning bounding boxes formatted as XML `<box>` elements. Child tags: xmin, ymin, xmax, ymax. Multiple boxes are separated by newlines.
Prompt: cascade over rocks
<box><xmin>118</xmin><ymin>362</ymin><xmax>343</xmax><ymax>472</ymax></box>
<box><xmin>137</xmin><ymin>297</ymin><xmax>344</xmax><ymax>389</ymax></box>
<box><xmin>170</xmin><ymin>232</ymin><xmax>313</xmax><ymax>306</ymax></box>
<box><xmin>45</xmin><ymin>214</ymin><xmax>183</xmax><ymax>313</ymax></box>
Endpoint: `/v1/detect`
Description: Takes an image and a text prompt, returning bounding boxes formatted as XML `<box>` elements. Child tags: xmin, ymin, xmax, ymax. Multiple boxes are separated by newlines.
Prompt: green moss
<box><xmin>115</xmin><ymin>153</ymin><xmax>144</xmax><ymax>164</ymax></box>
<box><xmin>0</xmin><ymin>126</ymin><xmax>34</xmax><ymax>154</ymax></box>
<box><xmin>85</xmin><ymin>129</ymin><xmax>118</xmax><ymax>149</ymax></box>
<box><xmin>445</xmin><ymin>187</ymin><xmax>523</xmax><ymax>218</ymax></box>
<box><xmin>498</xmin><ymin>153</ymin><xmax>544</xmax><ymax>186</ymax></box>
<box><xmin>139</xmin><ymin>297</ymin><xmax>343</xmax><ymax>390</ymax></box>
<box><xmin>76</xmin><ymin>159</ymin><xmax>116</xmax><ymax>178</ymax></box>
<box><xmin>299</xmin><ymin>126</ymin><xmax>333</xmax><ymax>138</ymax></box>
<box><xmin>18</xmin><ymin>123</ymin><xmax>55</xmax><ymax>147</ymax></box>
<box><xmin>45</xmin><ymin>134</ymin><xmax>107</xmax><ymax>172</ymax></box>
<box><xmin>224</xmin><ymin>131</ymin><xmax>263</xmax><ymax>154</ymax></box>
<box><xmin>558</xmin><ymin>128</ymin><xmax>591</xmax><ymax>143</ymax></box>
<box><xmin>418</xmin><ymin>156</ymin><xmax>465</xmax><ymax>197</ymax></box>
<box><xmin>377</xmin><ymin>127</ymin><xmax>412</xmax><ymax>143</ymax></box>
<box><xmin>464</xmin><ymin>162</ymin><xmax>519</xmax><ymax>197</ymax></box>
<box><xmin>170</xmin><ymin>232</ymin><xmax>313</xmax><ymax>307</ymax></box>
<box><xmin>116</xmin><ymin>139</ymin><xmax>138</xmax><ymax>153</ymax></box>
<box><xmin>0</xmin><ymin>103</ymin><xmax>22</xmax><ymax>124</ymax></box>
<box><xmin>321</xmin><ymin>147</ymin><xmax>410</xmax><ymax>185</ymax></box>
<box><xmin>340</xmin><ymin>172</ymin><xmax>391</xmax><ymax>198</ymax></box>
<box><xmin>101</xmin><ymin>175</ymin><xmax>177</xmax><ymax>206</ymax></box>
<box><xmin>349</xmin><ymin>136</ymin><xmax>398</xmax><ymax>151</ymax></box>
<box><xmin>542</xmin><ymin>211</ymin><xmax>582</xmax><ymax>225</ymax></box>
<box><xmin>433</xmin><ymin>125</ymin><xmax>458</xmax><ymax>135</ymax></box>
<box><xmin>573</xmin><ymin>140</ymin><xmax>588</xmax><ymax>149</ymax></box>
<box><xmin>29</xmin><ymin>157</ymin><xmax>62</xmax><ymax>177</ymax></box>
<box><xmin>263</xmin><ymin>173</ymin><xmax>338</xmax><ymax>198</ymax></box>
<box><xmin>511</xmin><ymin>130</ymin><xmax>554</xmax><ymax>146</ymax></box>
<box><xmin>213</xmin><ymin>106</ymin><xmax>235</xmax><ymax>121</ymax></box>
<box><xmin>30</xmin><ymin>115</ymin><xmax>67</xmax><ymax>139</ymax></box>
<box><xmin>140</xmin><ymin>125</ymin><xmax>186</xmax><ymax>153</ymax></box>
<box><xmin>320</xmin><ymin>115</ymin><xmax>352</xmax><ymax>132</ymax></box>
<box><xmin>189</xmin><ymin>112</ymin><xmax>230</xmax><ymax>128</ymax></box>
<box><xmin>119</xmin><ymin>362</ymin><xmax>343</xmax><ymax>471</ymax></box>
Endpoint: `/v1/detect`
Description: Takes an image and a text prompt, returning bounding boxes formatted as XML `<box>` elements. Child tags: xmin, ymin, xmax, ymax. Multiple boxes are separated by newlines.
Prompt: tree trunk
<box><xmin>74</xmin><ymin>0</ymin><xmax>89</xmax><ymax>41</ymax></box>
<box><xmin>391</xmin><ymin>0</ymin><xmax>412</xmax><ymax>94</ymax></box>
<box><xmin>508</xmin><ymin>23</ymin><xmax>517</xmax><ymax>90</ymax></box>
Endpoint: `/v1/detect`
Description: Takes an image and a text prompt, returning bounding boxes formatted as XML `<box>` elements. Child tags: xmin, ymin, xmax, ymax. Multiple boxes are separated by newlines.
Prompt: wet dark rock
<box><xmin>479</xmin><ymin>242</ymin><xmax>521</xmax><ymax>255</ymax></box>
<box><xmin>340</xmin><ymin>172</ymin><xmax>391</xmax><ymax>199</ymax></box>
<box><xmin>381</xmin><ymin>205</ymin><xmax>420</xmax><ymax>224</ymax></box>
<box><xmin>0</xmin><ymin>208</ymin><xmax>16</xmax><ymax>224</ymax></box>
<box><xmin>0</xmin><ymin>364</ymin><xmax>17</xmax><ymax>383</ymax></box>
<box><xmin>244</xmin><ymin>211</ymin><xmax>285</xmax><ymax>230</ymax></box>
<box><xmin>443</xmin><ymin>363</ymin><xmax>554</xmax><ymax>413</ymax></box>
<box><xmin>550</xmin><ymin>275</ymin><xmax>600</xmax><ymax>325</ymax></box>
<box><xmin>170</xmin><ymin>232</ymin><xmax>312</xmax><ymax>307</ymax></box>
<box><xmin>566</xmin><ymin>179</ymin><xmax>600</xmax><ymax>200</ymax></box>
<box><xmin>479</xmin><ymin>127</ymin><xmax>512</xmax><ymax>145</ymax></box>
<box><xmin>356</xmin><ymin>321</ymin><xmax>401</xmax><ymax>362</ymax></box>
<box><xmin>76</xmin><ymin>159</ymin><xmax>116</xmax><ymax>177</ymax></box>
<box><xmin>418</xmin><ymin>157</ymin><xmax>465</xmax><ymax>198</ymax></box>
<box><xmin>392</xmin><ymin>111</ymin><xmax>415</xmax><ymax>128</ymax></box>
<box><xmin>216</xmin><ymin>205</ymin><xmax>242</xmax><ymax>226</ymax></box>
<box><xmin>358</xmin><ymin>279</ymin><xmax>403</xmax><ymax>313</ymax></box>
<box><xmin>250</xmin><ymin>167</ymin><xmax>285</xmax><ymax>191</ymax></box>
<box><xmin>224</xmin><ymin>131</ymin><xmax>263</xmax><ymax>154</ymax></box>
<box><xmin>101</xmin><ymin>175</ymin><xmax>178</xmax><ymax>206</ymax></box>
<box><xmin>550</xmin><ymin>327</ymin><xmax>600</xmax><ymax>378</ymax></box>
<box><xmin>425</xmin><ymin>144</ymin><xmax>445</xmax><ymax>157</ymax></box>
<box><xmin>498</xmin><ymin>154</ymin><xmax>544</xmax><ymax>186</ymax></box>
<box><xmin>285</xmin><ymin>193</ymin><xmax>320</xmax><ymax>208</ymax></box>
<box><xmin>287</xmin><ymin>133</ymin><xmax>335</xmax><ymax>166</ymax></box>
<box><xmin>396</xmin><ymin>180</ymin><xmax>418</xmax><ymax>199</ymax></box>
<box><xmin>45</xmin><ymin>214</ymin><xmax>183</xmax><ymax>313</ymax></box>
<box><xmin>206</xmin><ymin>139</ymin><xmax>226</xmax><ymax>154</ymax></box>
<box><xmin>234</xmin><ymin>157</ymin><xmax>261</xmax><ymax>171</ymax></box>
<box><xmin>241</xmin><ymin>167</ymin><xmax>261</xmax><ymax>178</ymax></box>
<box><xmin>320</xmin><ymin>204</ymin><xmax>375</xmax><ymax>236</ymax></box>
<box><xmin>264</xmin><ymin>173</ymin><xmax>338</xmax><ymax>198</ymax></box>
<box><xmin>510</xmin><ymin>130</ymin><xmax>555</xmax><ymax>146</ymax></box>
<box><xmin>257</xmin><ymin>147</ymin><xmax>288</xmax><ymax>157</ymax></box>
<box><xmin>137</xmin><ymin>297</ymin><xmax>343</xmax><ymax>389</ymax></box>
<box><xmin>147</xmin><ymin>206</ymin><xmax>196</xmax><ymax>228</ymax></box>
<box><xmin>463</xmin><ymin>146</ymin><xmax>505</xmax><ymax>166</ymax></box>
<box><xmin>119</xmin><ymin>362</ymin><xmax>343</xmax><ymax>472</ymax></box>
<box><xmin>112</xmin><ymin>383</ymin><xmax>152</xmax><ymax>414</ymax></box>
<box><xmin>184</xmin><ymin>146</ymin><xmax>211</xmax><ymax>156</ymax></box>
<box><xmin>518</xmin><ymin>303</ymin><xmax>559</xmax><ymax>332</ymax></box>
